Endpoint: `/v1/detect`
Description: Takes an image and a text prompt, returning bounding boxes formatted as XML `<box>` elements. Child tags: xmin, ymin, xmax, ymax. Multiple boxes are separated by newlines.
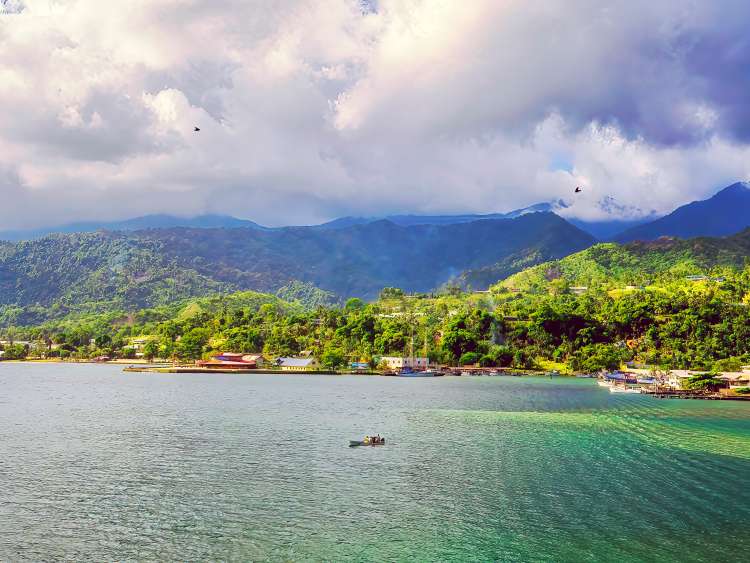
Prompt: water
<box><xmin>1</xmin><ymin>364</ymin><xmax>749</xmax><ymax>562</ymax></box>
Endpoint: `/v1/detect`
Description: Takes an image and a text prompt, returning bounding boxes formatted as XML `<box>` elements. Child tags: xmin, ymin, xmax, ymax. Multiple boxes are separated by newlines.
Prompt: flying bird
<box><xmin>574</xmin><ymin>186</ymin><xmax>582</xmax><ymax>193</ymax></box>
<box><xmin>194</xmin><ymin>126</ymin><xmax>201</xmax><ymax>132</ymax></box>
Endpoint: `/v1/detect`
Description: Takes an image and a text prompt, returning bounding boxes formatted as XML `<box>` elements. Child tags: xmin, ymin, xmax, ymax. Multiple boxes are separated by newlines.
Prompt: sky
<box><xmin>2</xmin><ymin>0</ymin><xmax>750</xmax><ymax>229</ymax></box>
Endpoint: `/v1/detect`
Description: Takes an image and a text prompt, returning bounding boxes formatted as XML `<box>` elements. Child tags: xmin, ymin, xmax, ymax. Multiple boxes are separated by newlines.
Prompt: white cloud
<box><xmin>1</xmin><ymin>0</ymin><xmax>750</xmax><ymax>229</ymax></box>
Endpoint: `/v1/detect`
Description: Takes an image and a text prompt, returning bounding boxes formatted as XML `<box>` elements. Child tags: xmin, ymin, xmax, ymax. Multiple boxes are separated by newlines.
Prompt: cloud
<box><xmin>1</xmin><ymin>0</ymin><xmax>750</xmax><ymax>229</ymax></box>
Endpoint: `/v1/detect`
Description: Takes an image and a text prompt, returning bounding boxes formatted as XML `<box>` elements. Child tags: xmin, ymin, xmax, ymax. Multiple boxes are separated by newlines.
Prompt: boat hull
<box><xmin>349</xmin><ymin>440</ymin><xmax>385</xmax><ymax>447</ymax></box>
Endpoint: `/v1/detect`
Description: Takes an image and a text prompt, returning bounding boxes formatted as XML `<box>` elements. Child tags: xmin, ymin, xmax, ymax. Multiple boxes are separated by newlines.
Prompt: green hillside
<box><xmin>0</xmin><ymin>213</ymin><xmax>593</xmax><ymax>324</ymax></box>
<box><xmin>498</xmin><ymin>230</ymin><xmax>750</xmax><ymax>292</ymax></box>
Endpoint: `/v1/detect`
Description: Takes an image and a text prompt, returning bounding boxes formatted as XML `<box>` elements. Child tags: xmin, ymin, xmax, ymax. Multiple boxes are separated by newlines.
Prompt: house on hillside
<box><xmin>685</xmin><ymin>275</ymin><xmax>708</xmax><ymax>282</ymax></box>
<box><xmin>570</xmin><ymin>286</ymin><xmax>588</xmax><ymax>295</ymax></box>
<box><xmin>277</xmin><ymin>357</ymin><xmax>320</xmax><ymax>371</ymax></box>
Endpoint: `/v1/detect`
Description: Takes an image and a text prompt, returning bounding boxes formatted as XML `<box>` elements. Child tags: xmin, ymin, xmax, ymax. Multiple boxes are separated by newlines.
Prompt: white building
<box><xmin>277</xmin><ymin>357</ymin><xmax>320</xmax><ymax>371</ymax></box>
<box><xmin>379</xmin><ymin>356</ymin><xmax>430</xmax><ymax>370</ymax></box>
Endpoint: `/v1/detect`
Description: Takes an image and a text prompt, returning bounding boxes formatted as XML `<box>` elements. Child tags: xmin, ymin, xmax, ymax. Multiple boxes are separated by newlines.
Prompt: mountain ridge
<box><xmin>0</xmin><ymin>213</ymin><xmax>595</xmax><ymax>324</ymax></box>
<box><xmin>0</xmin><ymin>214</ymin><xmax>266</xmax><ymax>241</ymax></box>
<box><xmin>614</xmin><ymin>182</ymin><xmax>750</xmax><ymax>242</ymax></box>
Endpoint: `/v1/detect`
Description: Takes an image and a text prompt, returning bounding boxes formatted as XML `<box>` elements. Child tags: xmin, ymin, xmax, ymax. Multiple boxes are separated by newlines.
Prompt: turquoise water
<box><xmin>1</xmin><ymin>364</ymin><xmax>749</xmax><ymax>562</ymax></box>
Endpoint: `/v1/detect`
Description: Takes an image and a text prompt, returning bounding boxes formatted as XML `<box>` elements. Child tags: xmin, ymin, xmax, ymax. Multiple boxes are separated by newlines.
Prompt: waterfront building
<box><xmin>277</xmin><ymin>357</ymin><xmax>320</xmax><ymax>371</ymax></box>
<box><xmin>197</xmin><ymin>352</ymin><xmax>265</xmax><ymax>369</ymax></box>
<box><xmin>379</xmin><ymin>356</ymin><xmax>430</xmax><ymax>370</ymax></box>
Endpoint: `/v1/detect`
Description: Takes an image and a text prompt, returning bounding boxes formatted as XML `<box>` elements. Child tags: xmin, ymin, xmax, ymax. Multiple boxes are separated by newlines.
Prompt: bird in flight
<box><xmin>574</xmin><ymin>186</ymin><xmax>582</xmax><ymax>193</ymax></box>
<box><xmin>194</xmin><ymin>126</ymin><xmax>201</xmax><ymax>132</ymax></box>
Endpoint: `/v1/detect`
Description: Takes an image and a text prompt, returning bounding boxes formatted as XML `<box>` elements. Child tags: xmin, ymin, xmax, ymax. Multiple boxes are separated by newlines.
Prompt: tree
<box><xmin>143</xmin><ymin>340</ymin><xmax>159</xmax><ymax>361</ymax></box>
<box><xmin>1</xmin><ymin>343</ymin><xmax>27</xmax><ymax>360</ymax></box>
<box><xmin>682</xmin><ymin>373</ymin><xmax>724</xmax><ymax>392</ymax></box>
<box><xmin>321</xmin><ymin>346</ymin><xmax>346</xmax><ymax>369</ymax></box>
<box><xmin>379</xmin><ymin>287</ymin><xmax>404</xmax><ymax>300</ymax></box>
<box><xmin>344</xmin><ymin>298</ymin><xmax>364</xmax><ymax>312</ymax></box>
<box><xmin>567</xmin><ymin>344</ymin><xmax>622</xmax><ymax>373</ymax></box>
<box><xmin>459</xmin><ymin>351</ymin><xmax>480</xmax><ymax>366</ymax></box>
<box><xmin>177</xmin><ymin>328</ymin><xmax>211</xmax><ymax>360</ymax></box>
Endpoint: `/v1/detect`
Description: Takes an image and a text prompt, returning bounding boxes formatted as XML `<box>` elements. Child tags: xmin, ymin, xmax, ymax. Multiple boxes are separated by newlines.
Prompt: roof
<box><xmin>717</xmin><ymin>372</ymin><xmax>750</xmax><ymax>381</ymax></box>
<box><xmin>278</xmin><ymin>357</ymin><xmax>317</xmax><ymax>367</ymax></box>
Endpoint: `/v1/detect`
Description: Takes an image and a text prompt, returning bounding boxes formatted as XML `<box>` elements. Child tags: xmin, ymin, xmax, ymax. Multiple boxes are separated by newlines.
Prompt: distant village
<box><xmin>3</xmin><ymin>335</ymin><xmax>750</xmax><ymax>398</ymax></box>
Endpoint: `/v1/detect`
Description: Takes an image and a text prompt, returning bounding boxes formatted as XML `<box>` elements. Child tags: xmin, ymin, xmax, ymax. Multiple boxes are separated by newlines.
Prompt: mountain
<box><xmin>0</xmin><ymin>213</ymin><xmax>594</xmax><ymax>324</ymax></box>
<box><xmin>318</xmin><ymin>201</ymin><xmax>654</xmax><ymax>240</ymax></box>
<box><xmin>500</xmin><ymin>228</ymin><xmax>750</xmax><ymax>292</ymax></box>
<box><xmin>566</xmin><ymin>217</ymin><xmax>653</xmax><ymax>239</ymax></box>
<box><xmin>614</xmin><ymin>182</ymin><xmax>750</xmax><ymax>242</ymax></box>
<box><xmin>0</xmin><ymin>214</ymin><xmax>265</xmax><ymax>241</ymax></box>
<box><xmin>316</xmin><ymin>202</ymin><xmax>558</xmax><ymax>230</ymax></box>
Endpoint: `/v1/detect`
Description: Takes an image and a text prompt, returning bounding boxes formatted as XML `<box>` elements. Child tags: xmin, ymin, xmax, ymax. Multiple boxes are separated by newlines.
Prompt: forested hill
<box><xmin>500</xmin><ymin>228</ymin><xmax>750</xmax><ymax>291</ymax></box>
<box><xmin>0</xmin><ymin>212</ymin><xmax>593</xmax><ymax>323</ymax></box>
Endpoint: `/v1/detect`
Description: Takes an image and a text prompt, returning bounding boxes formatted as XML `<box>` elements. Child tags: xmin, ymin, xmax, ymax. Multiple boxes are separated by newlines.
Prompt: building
<box><xmin>379</xmin><ymin>356</ymin><xmax>430</xmax><ymax>370</ymax></box>
<box><xmin>716</xmin><ymin>372</ymin><xmax>750</xmax><ymax>389</ymax></box>
<box><xmin>277</xmin><ymin>357</ymin><xmax>320</xmax><ymax>371</ymax></box>
<box><xmin>570</xmin><ymin>286</ymin><xmax>588</xmax><ymax>295</ymax></box>
<box><xmin>197</xmin><ymin>352</ymin><xmax>265</xmax><ymax>369</ymax></box>
<box><xmin>240</xmin><ymin>354</ymin><xmax>265</xmax><ymax>367</ymax></box>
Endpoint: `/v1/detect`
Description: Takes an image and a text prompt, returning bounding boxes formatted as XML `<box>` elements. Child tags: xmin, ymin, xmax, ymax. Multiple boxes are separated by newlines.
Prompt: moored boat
<box><xmin>609</xmin><ymin>385</ymin><xmax>641</xmax><ymax>394</ymax></box>
<box><xmin>398</xmin><ymin>367</ymin><xmax>434</xmax><ymax>377</ymax></box>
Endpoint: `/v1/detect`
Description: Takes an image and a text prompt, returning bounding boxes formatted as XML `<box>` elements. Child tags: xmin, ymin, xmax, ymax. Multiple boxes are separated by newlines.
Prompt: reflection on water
<box><xmin>1</xmin><ymin>364</ymin><xmax>748</xmax><ymax>561</ymax></box>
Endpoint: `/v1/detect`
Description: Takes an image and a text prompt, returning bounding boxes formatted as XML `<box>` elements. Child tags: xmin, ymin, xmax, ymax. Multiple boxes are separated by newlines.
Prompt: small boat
<box><xmin>398</xmin><ymin>368</ymin><xmax>434</xmax><ymax>377</ymax></box>
<box><xmin>349</xmin><ymin>437</ymin><xmax>386</xmax><ymax>447</ymax></box>
<box><xmin>609</xmin><ymin>386</ymin><xmax>641</xmax><ymax>394</ymax></box>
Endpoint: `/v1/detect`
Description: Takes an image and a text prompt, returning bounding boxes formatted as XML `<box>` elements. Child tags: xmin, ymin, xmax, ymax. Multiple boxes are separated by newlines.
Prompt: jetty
<box><xmin>640</xmin><ymin>388</ymin><xmax>750</xmax><ymax>401</ymax></box>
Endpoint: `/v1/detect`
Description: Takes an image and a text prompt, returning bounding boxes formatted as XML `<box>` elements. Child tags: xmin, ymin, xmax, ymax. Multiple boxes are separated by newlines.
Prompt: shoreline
<box><xmin>1</xmin><ymin>359</ymin><xmax>555</xmax><ymax>377</ymax></box>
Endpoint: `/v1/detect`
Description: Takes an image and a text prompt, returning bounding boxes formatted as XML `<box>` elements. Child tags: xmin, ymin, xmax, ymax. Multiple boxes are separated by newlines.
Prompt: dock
<box><xmin>640</xmin><ymin>388</ymin><xmax>750</xmax><ymax>401</ymax></box>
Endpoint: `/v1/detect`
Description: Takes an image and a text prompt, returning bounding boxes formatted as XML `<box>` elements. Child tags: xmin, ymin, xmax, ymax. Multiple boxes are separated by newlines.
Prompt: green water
<box><xmin>1</xmin><ymin>364</ymin><xmax>749</xmax><ymax>561</ymax></box>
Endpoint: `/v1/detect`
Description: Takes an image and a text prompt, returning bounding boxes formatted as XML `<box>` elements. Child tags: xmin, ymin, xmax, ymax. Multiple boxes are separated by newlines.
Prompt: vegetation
<box><xmin>0</xmin><ymin>213</ymin><xmax>593</xmax><ymax>325</ymax></box>
<box><xmin>4</xmin><ymin>229</ymin><xmax>750</xmax><ymax>373</ymax></box>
